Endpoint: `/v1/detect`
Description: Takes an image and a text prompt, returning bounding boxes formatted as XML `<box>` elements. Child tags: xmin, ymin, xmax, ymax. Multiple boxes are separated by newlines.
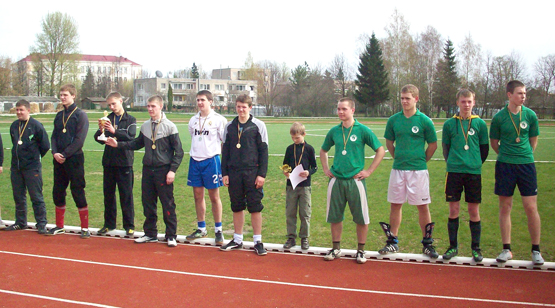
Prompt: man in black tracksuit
<box><xmin>106</xmin><ymin>95</ymin><xmax>183</xmax><ymax>247</ymax></box>
<box><xmin>0</xmin><ymin>131</ymin><xmax>4</xmax><ymax>229</ymax></box>
<box><xmin>94</xmin><ymin>92</ymin><xmax>136</xmax><ymax>236</ymax></box>
<box><xmin>6</xmin><ymin>100</ymin><xmax>50</xmax><ymax>233</ymax></box>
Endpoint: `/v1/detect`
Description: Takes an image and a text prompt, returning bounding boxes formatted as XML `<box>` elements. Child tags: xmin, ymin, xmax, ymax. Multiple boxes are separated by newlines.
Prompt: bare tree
<box><xmin>458</xmin><ymin>33</ymin><xmax>483</xmax><ymax>86</ymax></box>
<box><xmin>415</xmin><ymin>26</ymin><xmax>443</xmax><ymax>114</ymax></box>
<box><xmin>328</xmin><ymin>53</ymin><xmax>351</xmax><ymax>97</ymax></box>
<box><xmin>533</xmin><ymin>54</ymin><xmax>555</xmax><ymax>111</ymax></box>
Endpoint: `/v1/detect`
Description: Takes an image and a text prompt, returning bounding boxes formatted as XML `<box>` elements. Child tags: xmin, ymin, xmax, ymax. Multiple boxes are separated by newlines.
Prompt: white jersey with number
<box><xmin>188</xmin><ymin>110</ymin><xmax>227</xmax><ymax>161</ymax></box>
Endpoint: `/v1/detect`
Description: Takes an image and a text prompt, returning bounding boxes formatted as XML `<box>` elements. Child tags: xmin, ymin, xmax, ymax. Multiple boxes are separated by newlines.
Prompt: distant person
<box><xmin>48</xmin><ymin>84</ymin><xmax>90</xmax><ymax>238</ymax></box>
<box><xmin>441</xmin><ymin>89</ymin><xmax>489</xmax><ymax>262</ymax></box>
<box><xmin>320</xmin><ymin>98</ymin><xmax>385</xmax><ymax>264</ymax></box>
<box><xmin>380</xmin><ymin>84</ymin><xmax>439</xmax><ymax>258</ymax></box>
<box><xmin>94</xmin><ymin>92</ymin><xmax>137</xmax><ymax>236</ymax></box>
<box><xmin>220</xmin><ymin>94</ymin><xmax>269</xmax><ymax>256</ymax></box>
<box><xmin>185</xmin><ymin>90</ymin><xmax>227</xmax><ymax>245</ymax></box>
<box><xmin>490</xmin><ymin>80</ymin><xmax>543</xmax><ymax>265</ymax></box>
<box><xmin>106</xmin><ymin>95</ymin><xmax>184</xmax><ymax>247</ymax></box>
<box><xmin>281</xmin><ymin>122</ymin><xmax>318</xmax><ymax>250</ymax></box>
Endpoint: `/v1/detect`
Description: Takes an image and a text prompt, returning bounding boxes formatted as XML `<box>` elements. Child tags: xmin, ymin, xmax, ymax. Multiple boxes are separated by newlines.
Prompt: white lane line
<box><xmin>0</xmin><ymin>289</ymin><xmax>121</xmax><ymax>308</ymax></box>
<box><xmin>0</xmin><ymin>251</ymin><xmax>553</xmax><ymax>307</ymax></box>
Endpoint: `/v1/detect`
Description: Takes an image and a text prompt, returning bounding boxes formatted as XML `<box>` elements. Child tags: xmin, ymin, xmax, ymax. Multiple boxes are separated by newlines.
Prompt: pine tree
<box><xmin>167</xmin><ymin>83</ymin><xmax>173</xmax><ymax>111</ymax></box>
<box><xmin>435</xmin><ymin>39</ymin><xmax>459</xmax><ymax>117</ymax></box>
<box><xmin>354</xmin><ymin>32</ymin><xmax>389</xmax><ymax>116</ymax></box>
<box><xmin>191</xmin><ymin>62</ymin><xmax>199</xmax><ymax>79</ymax></box>
<box><xmin>80</xmin><ymin>67</ymin><xmax>95</xmax><ymax>99</ymax></box>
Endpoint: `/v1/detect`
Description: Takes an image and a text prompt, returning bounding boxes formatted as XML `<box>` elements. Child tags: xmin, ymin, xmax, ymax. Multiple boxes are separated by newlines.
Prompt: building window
<box><xmin>138</xmin><ymin>96</ymin><xmax>143</xmax><ymax>103</ymax></box>
<box><xmin>161</xmin><ymin>83</ymin><xmax>166</xmax><ymax>89</ymax></box>
<box><xmin>103</xmin><ymin>67</ymin><xmax>106</xmax><ymax>74</ymax></box>
<box><xmin>98</xmin><ymin>66</ymin><xmax>101</xmax><ymax>73</ymax></box>
<box><xmin>124</xmin><ymin>77</ymin><xmax>127</xmax><ymax>82</ymax></box>
<box><xmin>173</xmin><ymin>83</ymin><xmax>182</xmax><ymax>90</ymax></box>
<box><xmin>215</xmin><ymin>84</ymin><xmax>224</xmax><ymax>91</ymax></box>
<box><xmin>81</xmin><ymin>76</ymin><xmax>85</xmax><ymax>82</ymax></box>
<box><xmin>124</xmin><ymin>67</ymin><xmax>128</xmax><ymax>74</ymax></box>
<box><xmin>186</xmin><ymin>83</ymin><xmax>194</xmax><ymax>90</ymax></box>
<box><xmin>200</xmin><ymin>84</ymin><xmax>210</xmax><ymax>90</ymax></box>
<box><xmin>138</xmin><ymin>84</ymin><xmax>143</xmax><ymax>90</ymax></box>
<box><xmin>236</xmin><ymin>85</ymin><xmax>245</xmax><ymax>91</ymax></box>
<box><xmin>80</xmin><ymin>66</ymin><xmax>85</xmax><ymax>73</ymax></box>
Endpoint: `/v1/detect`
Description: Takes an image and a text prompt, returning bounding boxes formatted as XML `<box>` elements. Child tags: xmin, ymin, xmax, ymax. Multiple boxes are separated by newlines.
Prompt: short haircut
<box><xmin>401</xmin><ymin>84</ymin><xmax>419</xmax><ymax>98</ymax></box>
<box><xmin>290</xmin><ymin>122</ymin><xmax>306</xmax><ymax>136</ymax></box>
<box><xmin>456</xmin><ymin>89</ymin><xmax>475</xmax><ymax>100</ymax></box>
<box><xmin>507</xmin><ymin>80</ymin><xmax>526</xmax><ymax>94</ymax></box>
<box><xmin>148</xmin><ymin>94</ymin><xmax>164</xmax><ymax>106</ymax></box>
<box><xmin>339</xmin><ymin>97</ymin><xmax>355</xmax><ymax>109</ymax></box>
<box><xmin>16</xmin><ymin>99</ymin><xmax>30</xmax><ymax>110</ymax></box>
<box><xmin>60</xmin><ymin>84</ymin><xmax>77</xmax><ymax>96</ymax></box>
<box><xmin>197</xmin><ymin>90</ymin><xmax>213</xmax><ymax>101</ymax></box>
<box><xmin>106</xmin><ymin>91</ymin><xmax>123</xmax><ymax>101</ymax></box>
<box><xmin>236</xmin><ymin>94</ymin><xmax>252</xmax><ymax>107</ymax></box>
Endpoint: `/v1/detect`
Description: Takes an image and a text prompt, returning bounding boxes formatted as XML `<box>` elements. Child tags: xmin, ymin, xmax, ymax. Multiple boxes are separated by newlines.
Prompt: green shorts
<box><xmin>326</xmin><ymin>177</ymin><xmax>369</xmax><ymax>225</ymax></box>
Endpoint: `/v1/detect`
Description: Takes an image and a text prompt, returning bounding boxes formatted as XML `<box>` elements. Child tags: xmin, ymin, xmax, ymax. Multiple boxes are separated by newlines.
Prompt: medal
<box><xmin>62</xmin><ymin>128</ymin><xmax>67</xmax><ymax>133</ymax></box>
<box><xmin>342</xmin><ymin>123</ymin><xmax>354</xmax><ymax>158</ymax></box>
<box><xmin>236</xmin><ymin>143</ymin><xmax>241</xmax><ymax>149</ymax></box>
<box><xmin>152</xmin><ymin>144</ymin><xmax>156</xmax><ymax>149</ymax></box>
<box><xmin>516</xmin><ymin>137</ymin><xmax>521</xmax><ymax>143</ymax></box>
<box><xmin>342</xmin><ymin>150</ymin><xmax>347</xmax><ymax>155</ymax></box>
<box><xmin>18</xmin><ymin>140</ymin><xmax>23</xmax><ymax>145</ymax></box>
<box><xmin>458</xmin><ymin>116</ymin><xmax>472</xmax><ymax>153</ymax></box>
<box><xmin>464</xmin><ymin>145</ymin><xmax>469</xmax><ymax>150</ymax></box>
<box><xmin>509</xmin><ymin>109</ymin><xmax>522</xmax><ymax>144</ymax></box>
<box><xmin>199</xmin><ymin>137</ymin><xmax>202</xmax><ymax>141</ymax></box>
<box><xmin>62</xmin><ymin>107</ymin><xmax>77</xmax><ymax>134</ymax></box>
<box><xmin>18</xmin><ymin>119</ymin><xmax>29</xmax><ymax>144</ymax></box>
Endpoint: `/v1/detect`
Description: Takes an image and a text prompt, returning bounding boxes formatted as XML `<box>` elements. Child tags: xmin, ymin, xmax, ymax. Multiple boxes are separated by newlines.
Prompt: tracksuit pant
<box><xmin>103</xmin><ymin>166</ymin><xmax>134</xmax><ymax>231</ymax></box>
<box><xmin>141</xmin><ymin>165</ymin><xmax>177</xmax><ymax>240</ymax></box>
<box><xmin>11</xmin><ymin>168</ymin><xmax>47</xmax><ymax>228</ymax></box>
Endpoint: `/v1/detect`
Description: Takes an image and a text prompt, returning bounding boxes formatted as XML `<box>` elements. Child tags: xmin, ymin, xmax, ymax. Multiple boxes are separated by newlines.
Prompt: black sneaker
<box><xmin>97</xmin><ymin>227</ymin><xmax>113</xmax><ymax>235</ymax></box>
<box><xmin>5</xmin><ymin>224</ymin><xmax>24</xmax><ymax>231</ymax></box>
<box><xmin>442</xmin><ymin>247</ymin><xmax>458</xmax><ymax>260</ymax></box>
<box><xmin>378</xmin><ymin>243</ymin><xmax>399</xmax><ymax>255</ymax></box>
<box><xmin>423</xmin><ymin>245</ymin><xmax>439</xmax><ymax>259</ymax></box>
<box><xmin>125</xmin><ymin>229</ymin><xmax>135</xmax><ymax>236</ymax></box>
<box><xmin>283</xmin><ymin>238</ymin><xmax>296</xmax><ymax>249</ymax></box>
<box><xmin>220</xmin><ymin>240</ymin><xmax>243</xmax><ymax>251</ymax></box>
<box><xmin>37</xmin><ymin>226</ymin><xmax>47</xmax><ymax>235</ymax></box>
<box><xmin>215</xmin><ymin>231</ymin><xmax>224</xmax><ymax>246</ymax></box>
<box><xmin>81</xmin><ymin>229</ymin><xmax>91</xmax><ymax>239</ymax></box>
<box><xmin>254</xmin><ymin>241</ymin><xmax>267</xmax><ymax>256</ymax></box>
<box><xmin>356</xmin><ymin>250</ymin><xmax>367</xmax><ymax>264</ymax></box>
<box><xmin>46</xmin><ymin>227</ymin><xmax>65</xmax><ymax>236</ymax></box>
<box><xmin>472</xmin><ymin>248</ymin><xmax>483</xmax><ymax>262</ymax></box>
<box><xmin>186</xmin><ymin>229</ymin><xmax>208</xmax><ymax>240</ymax></box>
<box><xmin>301</xmin><ymin>238</ymin><xmax>309</xmax><ymax>250</ymax></box>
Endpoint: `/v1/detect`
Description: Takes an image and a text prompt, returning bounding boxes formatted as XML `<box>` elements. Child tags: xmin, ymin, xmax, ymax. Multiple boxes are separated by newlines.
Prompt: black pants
<box><xmin>103</xmin><ymin>166</ymin><xmax>134</xmax><ymax>230</ymax></box>
<box><xmin>53</xmin><ymin>153</ymin><xmax>87</xmax><ymax>208</ymax></box>
<box><xmin>142</xmin><ymin>165</ymin><xmax>177</xmax><ymax>239</ymax></box>
<box><xmin>11</xmin><ymin>168</ymin><xmax>47</xmax><ymax>228</ymax></box>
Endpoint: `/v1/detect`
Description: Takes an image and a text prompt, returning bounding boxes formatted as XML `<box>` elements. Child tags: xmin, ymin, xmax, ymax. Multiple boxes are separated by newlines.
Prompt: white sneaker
<box><xmin>496</xmin><ymin>249</ymin><xmax>513</xmax><ymax>262</ymax></box>
<box><xmin>532</xmin><ymin>251</ymin><xmax>544</xmax><ymax>265</ymax></box>
<box><xmin>356</xmin><ymin>250</ymin><xmax>367</xmax><ymax>264</ymax></box>
<box><xmin>168</xmin><ymin>238</ymin><xmax>177</xmax><ymax>247</ymax></box>
<box><xmin>134</xmin><ymin>235</ymin><xmax>158</xmax><ymax>243</ymax></box>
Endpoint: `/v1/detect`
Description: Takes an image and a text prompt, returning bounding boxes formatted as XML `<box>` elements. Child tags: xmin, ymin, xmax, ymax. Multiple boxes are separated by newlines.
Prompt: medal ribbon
<box><xmin>237</xmin><ymin>123</ymin><xmax>244</xmax><ymax>146</ymax></box>
<box><xmin>342</xmin><ymin>124</ymin><xmax>354</xmax><ymax>153</ymax></box>
<box><xmin>509</xmin><ymin>109</ymin><xmax>521</xmax><ymax>140</ymax></box>
<box><xmin>294</xmin><ymin>143</ymin><xmax>305</xmax><ymax>167</ymax></box>
<box><xmin>18</xmin><ymin>119</ymin><xmax>30</xmax><ymax>143</ymax></box>
<box><xmin>62</xmin><ymin>107</ymin><xmax>78</xmax><ymax>132</ymax></box>
<box><xmin>458</xmin><ymin>116</ymin><xmax>472</xmax><ymax>148</ymax></box>
<box><xmin>198</xmin><ymin>112</ymin><xmax>209</xmax><ymax>136</ymax></box>
<box><xmin>151</xmin><ymin>120</ymin><xmax>160</xmax><ymax>147</ymax></box>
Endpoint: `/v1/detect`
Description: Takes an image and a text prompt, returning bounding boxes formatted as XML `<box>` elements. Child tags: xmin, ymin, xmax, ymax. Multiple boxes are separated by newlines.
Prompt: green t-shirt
<box><xmin>384</xmin><ymin>110</ymin><xmax>437</xmax><ymax>170</ymax></box>
<box><xmin>321</xmin><ymin>119</ymin><xmax>382</xmax><ymax>179</ymax></box>
<box><xmin>442</xmin><ymin>115</ymin><xmax>489</xmax><ymax>174</ymax></box>
<box><xmin>490</xmin><ymin>105</ymin><xmax>539</xmax><ymax>164</ymax></box>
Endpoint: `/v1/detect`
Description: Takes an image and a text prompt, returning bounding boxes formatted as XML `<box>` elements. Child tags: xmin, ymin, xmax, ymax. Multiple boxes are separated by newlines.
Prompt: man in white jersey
<box><xmin>186</xmin><ymin>90</ymin><xmax>227</xmax><ymax>245</ymax></box>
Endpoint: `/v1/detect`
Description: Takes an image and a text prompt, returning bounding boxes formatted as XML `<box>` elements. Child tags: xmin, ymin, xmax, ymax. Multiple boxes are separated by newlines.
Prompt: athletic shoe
<box><xmin>423</xmin><ymin>245</ymin><xmax>439</xmax><ymax>259</ymax></box>
<box><xmin>134</xmin><ymin>235</ymin><xmax>158</xmax><ymax>243</ymax></box>
<box><xmin>532</xmin><ymin>251</ymin><xmax>544</xmax><ymax>265</ymax></box>
<box><xmin>0</xmin><ymin>219</ymin><xmax>5</xmax><ymax>230</ymax></box>
<box><xmin>220</xmin><ymin>240</ymin><xmax>243</xmax><ymax>251</ymax></box>
<box><xmin>37</xmin><ymin>226</ymin><xmax>47</xmax><ymax>235</ymax></box>
<box><xmin>46</xmin><ymin>227</ymin><xmax>65</xmax><ymax>236</ymax></box>
<box><xmin>378</xmin><ymin>243</ymin><xmax>399</xmax><ymax>255</ymax></box>
<box><xmin>81</xmin><ymin>229</ymin><xmax>91</xmax><ymax>239</ymax></box>
<box><xmin>186</xmin><ymin>229</ymin><xmax>208</xmax><ymax>240</ymax></box>
<box><xmin>283</xmin><ymin>238</ymin><xmax>296</xmax><ymax>249</ymax></box>
<box><xmin>356</xmin><ymin>250</ymin><xmax>367</xmax><ymax>264</ymax></box>
<box><xmin>442</xmin><ymin>247</ymin><xmax>458</xmax><ymax>260</ymax></box>
<box><xmin>168</xmin><ymin>238</ymin><xmax>177</xmax><ymax>247</ymax></box>
<box><xmin>324</xmin><ymin>248</ymin><xmax>341</xmax><ymax>261</ymax></box>
<box><xmin>215</xmin><ymin>231</ymin><xmax>224</xmax><ymax>246</ymax></box>
<box><xmin>496</xmin><ymin>249</ymin><xmax>513</xmax><ymax>262</ymax></box>
<box><xmin>301</xmin><ymin>238</ymin><xmax>309</xmax><ymax>250</ymax></box>
<box><xmin>5</xmin><ymin>224</ymin><xmax>24</xmax><ymax>231</ymax></box>
<box><xmin>254</xmin><ymin>241</ymin><xmax>267</xmax><ymax>256</ymax></box>
<box><xmin>472</xmin><ymin>249</ymin><xmax>484</xmax><ymax>262</ymax></box>
<box><xmin>97</xmin><ymin>227</ymin><xmax>113</xmax><ymax>235</ymax></box>
<box><xmin>125</xmin><ymin>229</ymin><xmax>135</xmax><ymax>236</ymax></box>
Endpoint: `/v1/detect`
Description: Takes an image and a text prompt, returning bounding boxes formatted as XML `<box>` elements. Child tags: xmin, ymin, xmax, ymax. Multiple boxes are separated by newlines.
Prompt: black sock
<box><xmin>358</xmin><ymin>243</ymin><xmax>365</xmax><ymax>251</ymax></box>
<box><xmin>469</xmin><ymin>220</ymin><xmax>481</xmax><ymax>250</ymax></box>
<box><xmin>503</xmin><ymin>244</ymin><xmax>511</xmax><ymax>251</ymax></box>
<box><xmin>532</xmin><ymin>244</ymin><xmax>540</xmax><ymax>252</ymax></box>
<box><xmin>447</xmin><ymin>217</ymin><xmax>459</xmax><ymax>248</ymax></box>
<box><xmin>332</xmin><ymin>241</ymin><xmax>340</xmax><ymax>250</ymax></box>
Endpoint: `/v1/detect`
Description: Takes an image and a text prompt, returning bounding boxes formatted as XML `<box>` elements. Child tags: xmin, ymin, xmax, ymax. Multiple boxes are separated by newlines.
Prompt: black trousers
<box><xmin>142</xmin><ymin>165</ymin><xmax>177</xmax><ymax>239</ymax></box>
<box><xmin>53</xmin><ymin>153</ymin><xmax>87</xmax><ymax>208</ymax></box>
<box><xmin>103</xmin><ymin>166</ymin><xmax>134</xmax><ymax>230</ymax></box>
<box><xmin>11</xmin><ymin>168</ymin><xmax>47</xmax><ymax>228</ymax></box>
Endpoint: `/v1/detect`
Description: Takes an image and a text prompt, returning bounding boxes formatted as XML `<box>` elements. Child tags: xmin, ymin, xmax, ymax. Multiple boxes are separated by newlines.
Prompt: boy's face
<box><xmin>456</xmin><ymin>95</ymin><xmax>475</xmax><ymax>115</ymax></box>
<box><xmin>59</xmin><ymin>90</ymin><xmax>75</xmax><ymax>107</ymax></box>
<box><xmin>16</xmin><ymin>106</ymin><xmax>30</xmax><ymax>121</ymax></box>
<box><xmin>400</xmin><ymin>92</ymin><xmax>418</xmax><ymax>111</ymax></box>
<box><xmin>291</xmin><ymin>133</ymin><xmax>305</xmax><ymax>145</ymax></box>
<box><xmin>147</xmin><ymin>100</ymin><xmax>162</xmax><ymax>120</ymax></box>
<box><xmin>508</xmin><ymin>86</ymin><xmax>526</xmax><ymax>107</ymax></box>
<box><xmin>196</xmin><ymin>95</ymin><xmax>211</xmax><ymax>114</ymax></box>
<box><xmin>107</xmin><ymin>97</ymin><xmax>123</xmax><ymax>115</ymax></box>
<box><xmin>236</xmin><ymin>101</ymin><xmax>252</xmax><ymax>118</ymax></box>
<box><xmin>337</xmin><ymin>101</ymin><xmax>354</xmax><ymax>122</ymax></box>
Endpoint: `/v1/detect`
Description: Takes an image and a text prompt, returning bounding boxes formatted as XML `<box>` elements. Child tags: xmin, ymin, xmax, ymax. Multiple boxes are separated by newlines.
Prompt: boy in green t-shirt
<box><xmin>490</xmin><ymin>80</ymin><xmax>543</xmax><ymax>265</ymax></box>
<box><xmin>441</xmin><ymin>89</ymin><xmax>489</xmax><ymax>262</ymax></box>
<box><xmin>380</xmin><ymin>84</ymin><xmax>439</xmax><ymax>258</ymax></box>
<box><xmin>320</xmin><ymin>98</ymin><xmax>385</xmax><ymax>264</ymax></box>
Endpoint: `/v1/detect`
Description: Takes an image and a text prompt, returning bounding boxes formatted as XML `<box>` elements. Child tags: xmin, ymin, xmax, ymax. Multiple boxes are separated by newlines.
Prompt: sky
<box><xmin>1</xmin><ymin>0</ymin><xmax>554</xmax><ymax>78</ymax></box>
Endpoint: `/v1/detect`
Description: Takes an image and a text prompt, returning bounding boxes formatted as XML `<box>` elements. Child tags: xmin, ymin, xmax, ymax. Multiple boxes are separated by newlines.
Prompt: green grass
<box><xmin>0</xmin><ymin>112</ymin><xmax>553</xmax><ymax>262</ymax></box>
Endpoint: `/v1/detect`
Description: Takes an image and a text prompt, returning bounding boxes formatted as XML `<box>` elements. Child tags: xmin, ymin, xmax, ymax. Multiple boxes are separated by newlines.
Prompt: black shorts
<box><xmin>445</xmin><ymin>172</ymin><xmax>482</xmax><ymax>203</ymax></box>
<box><xmin>494</xmin><ymin>161</ymin><xmax>537</xmax><ymax>197</ymax></box>
<box><xmin>228</xmin><ymin>168</ymin><xmax>264</xmax><ymax>213</ymax></box>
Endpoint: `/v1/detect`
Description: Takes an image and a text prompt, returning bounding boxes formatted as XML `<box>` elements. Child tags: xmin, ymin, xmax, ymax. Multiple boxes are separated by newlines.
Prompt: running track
<box><xmin>1</xmin><ymin>228</ymin><xmax>554</xmax><ymax>307</ymax></box>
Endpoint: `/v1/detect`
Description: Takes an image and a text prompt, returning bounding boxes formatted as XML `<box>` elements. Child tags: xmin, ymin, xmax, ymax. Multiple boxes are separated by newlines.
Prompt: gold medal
<box><xmin>236</xmin><ymin>143</ymin><xmax>241</xmax><ymax>149</ymax></box>
<box><xmin>18</xmin><ymin>140</ymin><xmax>23</xmax><ymax>145</ymax></box>
<box><xmin>516</xmin><ymin>137</ymin><xmax>521</xmax><ymax>143</ymax></box>
<box><xmin>62</xmin><ymin>128</ymin><xmax>66</xmax><ymax>133</ymax></box>
<box><xmin>152</xmin><ymin>144</ymin><xmax>156</xmax><ymax>149</ymax></box>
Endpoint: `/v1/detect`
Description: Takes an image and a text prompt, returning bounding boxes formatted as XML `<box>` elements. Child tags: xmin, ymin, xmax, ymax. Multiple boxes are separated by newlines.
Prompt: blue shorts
<box><xmin>187</xmin><ymin>156</ymin><xmax>223</xmax><ymax>189</ymax></box>
<box><xmin>494</xmin><ymin>161</ymin><xmax>537</xmax><ymax>197</ymax></box>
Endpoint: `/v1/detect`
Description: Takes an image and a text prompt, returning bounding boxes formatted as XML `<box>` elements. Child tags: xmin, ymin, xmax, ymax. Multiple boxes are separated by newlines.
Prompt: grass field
<box><xmin>0</xmin><ymin>111</ymin><xmax>553</xmax><ymax>262</ymax></box>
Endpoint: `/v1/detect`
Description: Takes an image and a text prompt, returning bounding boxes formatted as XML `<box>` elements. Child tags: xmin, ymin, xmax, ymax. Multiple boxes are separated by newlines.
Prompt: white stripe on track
<box><xmin>0</xmin><ymin>289</ymin><xmax>121</xmax><ymax>308</ymax></box>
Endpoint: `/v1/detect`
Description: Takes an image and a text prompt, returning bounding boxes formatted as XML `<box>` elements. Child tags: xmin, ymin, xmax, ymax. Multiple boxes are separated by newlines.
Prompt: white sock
<box><xmin>253</xmin><ymin>234</ymin><xmax>262</xmax><ymax>243</ymax></box>
<box><xmin>233</xmin><ymin>233</ymin><xmax>243</xmax><ymax>244</ymax></box>
<box><xmin>215</xmin><ymin>226</ymin><xmax>222</xmax><ymax>232</ymax></box>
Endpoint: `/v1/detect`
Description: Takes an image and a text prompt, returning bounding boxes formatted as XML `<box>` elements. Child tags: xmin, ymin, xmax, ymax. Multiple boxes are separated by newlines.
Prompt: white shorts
<box><xmin>387</xmin><ymin>169</ymin><xmax>431</xmax><ymax>205</ymax></box>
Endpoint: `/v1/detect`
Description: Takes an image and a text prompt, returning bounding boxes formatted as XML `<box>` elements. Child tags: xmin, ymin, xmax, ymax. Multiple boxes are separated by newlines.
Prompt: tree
<box><xmin>167</xmin><ymin>83</ymin><xmax>173</xmax><ymax>111</ymax></box>
<box><xmin>191</xmin><ymin>62</ymin><xmax>199</xmax><ymax>79</ymax></box>
<box><xmin>80</xmin><ymin>66</ymin><xmax>95</xmax><ymax>99</ymax></box>
<box><xmin>32</xmin><ymin>12</ymin><xmax>80</xmax><ymax>96</ymax></box>
<box><xmin>534</xmin><ymin>55</ymin><xmax>555</xmax><ymax>108</ymax></box>
<box><xmin>415</xmin><ymin>26</ymin><xmax>443</xmax><ymax>115</ymax></box>
<box><xmin>458</xmin><ymin>33</ymin><xmax>482</xmax><ymax>87</ymax></box>
<box><xmin>354</xmin><ymin>32</ymin><xmax>390</xmax><ymax>116</ymax></box>
<box><xmin>329</xmin><ymin>53</ymin><xmax>351</xmax><ymax>97</ymax></box>
<box><xmin>434</xmin><ymin>39</ymin><xmax>459</xmax><ymax>117</ymax></box>
<box><xmin>0</xmin><ymin>56</ymin><xmax>15</xmax><ymax>96</ymax></box>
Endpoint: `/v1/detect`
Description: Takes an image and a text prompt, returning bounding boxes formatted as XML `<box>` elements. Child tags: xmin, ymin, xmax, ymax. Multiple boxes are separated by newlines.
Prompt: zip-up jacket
<box><xmin>51</xmin><ymin>103</ymin><xmax>89</xmax><ymax>158</ymax></box>
<box><xmin>10</xmin><ymin>117</ymin><xmax>50</xmax><ymax>170</ymax></box>
<box><xmin>222</xmin><ymin>114</ymin><xmax>268</xmax><ymax>178</ymax></box>
<box><xmin>118</xmin><ymin>112</ymin><xmax>183</xmax><ymax>172</ymax></box>
<box><xmin>94</xmin><ymin>111</ymin><xmax>136</xmax><ymax>167</ymax></box>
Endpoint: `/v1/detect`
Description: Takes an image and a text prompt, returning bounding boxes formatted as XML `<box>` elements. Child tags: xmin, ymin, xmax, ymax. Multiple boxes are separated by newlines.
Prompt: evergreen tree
<box><xmin>167</xmin><ymin>83</ymin><xmax>173</xmax><ymax>111</ymax></box>
<box><xmin>191</xmin><ymin>62</ymin><xmax>199</xmax><ymax>79</ymax></box>
<box><xmin>354</xmin><ymin>32</ymin><xmax>389</xmax><ymax>116</ymax></box>
<box><xmin>434</xmin><ymin>39</ymin><xmax>459</xmax><ymax>117</ymax></box>
<box><xmin>80</xmin><ymin>67</ymin><xmax>95</xmax><ymax>99</ymax></box>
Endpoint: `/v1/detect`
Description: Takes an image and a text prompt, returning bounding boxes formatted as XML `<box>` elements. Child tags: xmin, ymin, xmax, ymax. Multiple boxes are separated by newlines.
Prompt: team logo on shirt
<box><xmin>209</xmin><ymin>121</ymin><xmax>212</xmax><ymax>126</ymax></box>
<box><xmin>350</xmin><ymin>135</ymin><xmax>357</xmax><ymax>142</ymax></box>
<box><xmin>520</xmin><ymin>121</ymin><xmax>528</xmax><ymax>129</ymax></box>
<box><xmin>411</xmin><ymin>126</ymin><xmax>419</xmax><ymax>133</ymax></box>
<box><xmin>468</xmin><ymin>128</ymin><xmax>475</xmax><ymax>136</ymax></box>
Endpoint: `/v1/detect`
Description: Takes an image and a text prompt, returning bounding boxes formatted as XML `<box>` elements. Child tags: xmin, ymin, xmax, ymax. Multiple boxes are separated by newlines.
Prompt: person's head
<box><xmin>337</xmin><ymin>97</ymin><xmax>355</xmax><ymax>122</ymax></box>
<box><xmin>59</xmin><ymin>84</ymin><xmax>77</xmax><ymax>107</ymax></box>
<box><xmin>147</xmin><ymin>95</ymin><xmax>164</xmax><ymax>120</ymax></box>
<box><xmin>15</xmin><ymin>99</ymin><xmax>31</xmax><ymax>121</ymax></box>
<box><xmin>400</xmin><ymin>84</ymin><xmax>419</xmax><ymax>111</ymax></box>
<box><xmin>106</xmin><ymin>91</ymin><xmax>124</xmax><ymax>115</ymax></box>
<box><xmin>235</xmin><ymin>94</ymin><xmax>253</xmax><ymax>120</ymax></box>
<box><xmin>506</xmin><ymin>80</ymin><xmax>526</xmax><ymax>107</ymax></box>
<box><xmin>456</xmin><ymin>89</ymin><xmax>475</xmax><ymax>116</ymax></box>
<box><xmin>290</xmin><ymin>122</ymin><xmax>306</xmax><ymax>145</ymax></box>
<box><xmin>196</xmin><ymin>90</ymin><xmax>213</xmax><ymax>115</ymax></box>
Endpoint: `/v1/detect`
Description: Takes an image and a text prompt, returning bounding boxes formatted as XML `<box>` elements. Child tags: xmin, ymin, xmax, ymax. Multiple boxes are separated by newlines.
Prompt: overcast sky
<box><xmin>2</xmin><ymin>0</ymin><xmax>554</xmax><ymax>77</ymax></box>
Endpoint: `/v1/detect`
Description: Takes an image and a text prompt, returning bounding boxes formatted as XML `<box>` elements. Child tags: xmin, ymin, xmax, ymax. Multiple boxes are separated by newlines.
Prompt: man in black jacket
<box><xmin>48</xmin><ymin>84</ymin><xmax>90</xmax><ymax>238</ymax></box>
<box><xmin>0</xmin><ymin>133</ymin><xmax>4</xmax><ymax>230</ymax></box>
<box><xmin>94</xmin><ymin>92</ymin><xmax>136</xmax><ymax>236</ymax></box>
<box><xmin>5</xmin><ymin>100</ymin><xmax>50</xmax><ymax>234</ymax></box>
<box><xmin>106</xmin><ymin>95</ymin><xmax>183</xmax><ymax>247</ymax></box>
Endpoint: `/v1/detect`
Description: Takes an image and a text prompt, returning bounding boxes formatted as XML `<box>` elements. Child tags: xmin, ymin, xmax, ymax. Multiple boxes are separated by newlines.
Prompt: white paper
<box><xmin>290</xmin><ymin>164</ymin><xmax>307</xmax><ymax>189</ymax></box>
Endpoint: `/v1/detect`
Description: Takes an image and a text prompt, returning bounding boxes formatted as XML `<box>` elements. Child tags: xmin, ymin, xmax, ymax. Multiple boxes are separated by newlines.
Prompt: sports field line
<box><xmin>0</xmin><ymin>289</ymin><xmax>120</xmax><ymax>308</ymax></box>
<box><xmin>1</xmin><ymin>250</ymin><xmax>554</xmax><ymax>307</ymax></box>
